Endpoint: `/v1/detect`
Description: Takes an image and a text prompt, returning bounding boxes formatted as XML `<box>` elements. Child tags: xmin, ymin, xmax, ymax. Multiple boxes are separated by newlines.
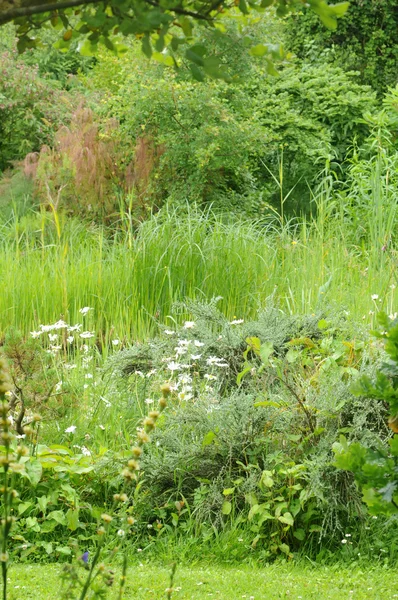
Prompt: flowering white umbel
<box><xmin>111</xmin><ymin>339</ymin><xmax>120</xmax><ymax>346</ymax></box>
<box><xmin>65</xmin><ymin>425</ymin><xmax>77</xmax><ymax>434</ymax></box>
<box><xmin>183</xmin><ymin>321</ymin><xmax>196</xmax><ymax>329</ymax></box>
<box><xmin>80</xmin><ymin>331</ymin><xmax>95</xmax><ymax>339</ymax></box>
<box><xmin>167</xmin><ymin>361</ymin><xmax>181</xmax><ymax>372</ymax></box>
<box><xmin>30</xmin><ymin>330</ymin><xmax>42</xmax><ymax>338</ymax></box>
<box><xmin>371</xmin><ymin>294</ymin><xmax>379</xmax><ymax>301</ymax></box>
<box><xmin>79</xmin><ymin>307</ymin><xmax>93</xmax><ymax>316</ymax></box>
<box><xmin>230</xmin><ymin>319</ymin><xmax>244</xmax><ymax>325</ymax></box>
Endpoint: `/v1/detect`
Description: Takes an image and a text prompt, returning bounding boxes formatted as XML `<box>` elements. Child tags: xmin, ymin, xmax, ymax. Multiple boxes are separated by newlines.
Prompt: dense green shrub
<box><xmin>0</xmin><ymin>50</ymin><xmax>75</xmax><ymax>172</ymax></box>
<box><xmin>285</xmin><ymin>0</ymin><xmax>398</xmax><ymax>96</ymax></box>
<box><xmin>107</xmin><ymin>301</ymin><xmax>392</xmax><ymax>557</ymax></box>
<box><xmin>96</xmin><ymin>51</ymin><xmax>375</xmax><ymax>216</ymax></box>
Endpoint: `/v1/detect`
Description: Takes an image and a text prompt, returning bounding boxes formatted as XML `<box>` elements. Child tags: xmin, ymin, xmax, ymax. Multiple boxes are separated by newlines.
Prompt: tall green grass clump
<box><xmin>0</xmin><ymin>200</ymin><xmax>396</xmax><ymax>343</ymax></box>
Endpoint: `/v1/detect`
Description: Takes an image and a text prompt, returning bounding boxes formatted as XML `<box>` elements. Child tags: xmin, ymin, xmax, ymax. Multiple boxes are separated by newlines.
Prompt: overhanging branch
<box><xmin>0</xmin><ymin>0</ymin><xmax>214</xmax><ymax>26</ymax></box>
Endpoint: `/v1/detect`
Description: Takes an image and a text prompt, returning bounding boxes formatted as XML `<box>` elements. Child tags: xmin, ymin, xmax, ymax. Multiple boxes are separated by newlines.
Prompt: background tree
<box><xmin>0</xmin><ymin>0</ymin><xmax>349</xmax><ymax>79</ymax></box>
<box><xmin>286</xmin><ymin>0</ymin><xmax>398</xmax><ymax>95</ymax></box>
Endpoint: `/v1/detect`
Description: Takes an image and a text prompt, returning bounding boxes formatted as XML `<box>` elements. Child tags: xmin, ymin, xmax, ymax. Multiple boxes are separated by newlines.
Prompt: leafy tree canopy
<box><xmin>0</xmin><ymin>0</ymin><xmax>349</xmax><ymax>79</ymax></box>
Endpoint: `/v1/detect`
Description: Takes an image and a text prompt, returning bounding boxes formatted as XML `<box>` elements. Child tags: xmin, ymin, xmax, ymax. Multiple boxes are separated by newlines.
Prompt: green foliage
<box><xmin>107</xmin><ymin>301</ymin><xmax>392</xmax><ymax>557</ymax></box>
<box><xmin>286</xmin><ymin>0</ymin><xmax>398</xmax><ymax>95</ymax></box>
<box><xmin>1</xmin><ymin>0</ymin><xmax>349</xmax><ymax>82</ymax></box>
<box><xmin>96</xmin><ymin>48</ymin><xmax>374</xmax><ymax>215</ymax></box>
<box><xmin>334</xmin><ymin>313</ymin><xmax>398</xmax><ymax>515</ymax></box>
<box><xmin>0</xmin><ymin>50</ymin><xmax>75</xmax><ymax>172</ymax></box>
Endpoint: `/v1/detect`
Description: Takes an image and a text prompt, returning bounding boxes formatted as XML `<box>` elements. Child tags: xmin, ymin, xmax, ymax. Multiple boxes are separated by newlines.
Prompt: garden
<box><xmin>0</xmin><ymin>0</ymin><xmax>397</xmax><ymax>598</ymax></box>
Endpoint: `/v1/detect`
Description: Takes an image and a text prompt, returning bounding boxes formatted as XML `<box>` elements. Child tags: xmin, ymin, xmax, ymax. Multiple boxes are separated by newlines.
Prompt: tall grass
<box><xmin>0</xmin><ymin>202</ymin><xmax>396</xmax><ymax>343</ymax></box>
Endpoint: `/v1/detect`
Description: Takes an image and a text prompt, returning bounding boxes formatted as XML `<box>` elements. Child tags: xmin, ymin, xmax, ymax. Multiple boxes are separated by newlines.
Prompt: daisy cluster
<box><xmin>134</xmin><ymin>319</ymin><xmax>243</xmax><ymax>403</ymax></box>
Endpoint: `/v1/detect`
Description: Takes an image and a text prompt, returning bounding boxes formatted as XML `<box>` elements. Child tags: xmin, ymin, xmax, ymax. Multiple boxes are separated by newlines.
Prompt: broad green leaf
<box><xmin>202</xmin><ymin>430</ymin><xmax>216</xmax><ymax>447</ymax></box>
<box><xmin>38</xmin><ymin>541</ymin><xmax>53</xmax><ymax>555</ymax></box>
<box><xmin>47</xmin><ymin>510</ymin><xmax>66</xmax><ymax>525</ymax></box>
<box><xmin>222</xmin><ymin>501</ymin><xmax>232</xmax><ymax>515</ymax></box>
<box><xmin>278</xmin><ymin>512</ymin><xmax>294</xmax><ymax>526</ymax></box>
<box><xmin>285</xmin><ymin>349</ymin><xmax>299</xmax><ymax>363</ymax></box>
<box><xmin>331</xmin><ymin>2</ymin><xmax>349</xmax><ymax>17</ymax></box>
<box><xmin>260</xmin><ymin>470</ymin><xmax>274</xmax><ymax>488</ymax></box>
<box><xmin>56</xmin><ymin>546</ymin><xmax>72</xmax><ymax>556</ymax></box>
<box><xmin>18</xmin><ymin>502</ymin><xmax>33</xmax><ymax>515</ymax></box>
<box><xmin>26</xmin><ymin>516</ymin><xmax>40</xmax><ymax>532</ymax></box>
<box><xmin>239</xmin><ymin>0</ymin><xmax>249</xmax><ymax>14</ymax></box>
<box><xmin>293</xmin><ymin>528</ymin><xmax>305</xmax><ymax>541</ymax></box>
<box><xmin>142</xmin><ymin>35</ymin><xmax>152</xmax><ymax>59</ymax></box>
<box><xmin>37</xmin><ymin>495</ymin><xmax>48</xmax><ymax>514</ymax></box>
<box><xmin>25</xmin><ymin>459</ymin><xmax>43</xmax><ymax>486</ymax></box>
<box><xmin>250</xmin><ymin>44</ymin><xmax>268</xmax><ymax>57</ymax></box>
<box><xmin>223</xmin><ymin>488</ymin><xmax>235</xmax><ymax>496</ymax></box>
<box><xmin>259</xmin><ymin>342</ymin><xmax>274</xmax><ymax>365</ymax></box>
<box><xmin>66</xmin><ymin>508</ymin><xmax>79</xmax><ymax>531</ymax></box>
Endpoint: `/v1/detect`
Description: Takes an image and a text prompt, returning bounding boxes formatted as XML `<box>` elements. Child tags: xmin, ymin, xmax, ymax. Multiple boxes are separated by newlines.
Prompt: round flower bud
<box><xmin>160</xmin><ymin>383</ymin><xmax>171</xmax><ymax>397</ymax></box>
<box><xmin>101</xmin><ymin>513</ymin><xmax>112</xmax><ymax>523</ymax></box>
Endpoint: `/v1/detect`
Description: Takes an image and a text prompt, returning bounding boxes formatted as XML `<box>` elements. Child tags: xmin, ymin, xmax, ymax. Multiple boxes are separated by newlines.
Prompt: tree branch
<box><xmin>0</xmin><ymin>0</ymin><xmax>214</xmax><ymax>26</ymax></box>
<box><xmin>0</xmin><ymin>0</ymin><xmax>98</xmax><ymax>25</ymax></box>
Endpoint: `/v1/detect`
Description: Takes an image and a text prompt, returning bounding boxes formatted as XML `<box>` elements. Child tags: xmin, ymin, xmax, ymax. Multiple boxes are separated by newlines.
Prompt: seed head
<box><xmin>160</xmin><ymin>383</ymin><xmax>171</xmax><ymax>397</ymax></box>
<box><xmin>101</xmin><ymin>513</ymin><xmax>112</xmax><ymax>523</ymax></box>
<box><xmin>127</xmin><ymin>459</ymin><xmax>140</xmax><ymax>470</ymax></box>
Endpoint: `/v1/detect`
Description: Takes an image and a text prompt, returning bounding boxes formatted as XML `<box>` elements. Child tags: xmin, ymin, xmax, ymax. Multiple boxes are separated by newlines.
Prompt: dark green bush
<box><xmin>285</xmin><ymin>0</ymin><xmax>398</xmax><ymax>96</ymax></box>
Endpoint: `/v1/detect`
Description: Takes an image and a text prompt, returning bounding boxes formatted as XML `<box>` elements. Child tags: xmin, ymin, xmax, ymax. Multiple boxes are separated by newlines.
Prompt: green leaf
<box><xmin>37</xmin><ymin>495</ymin><xmax>48</xmax><ymax>514</ymax></box>
<box><xmin>222</xmin><ymin>501</ymin><xmax>232</xmax><ymax>515</ymax></box>
<box><xmin>142</xmin><ymin>34</ymin><xmax>152</xmax><ymax>59</ymax></box>
<box><xmin>66</xmin><ymin>508</ymin><xmax>79</xmax><ymax>531</ymax></box>
<box><xmin>279</xmin><ymin>543</ymin><xmax>290</xmax><ymax>555</ymax></box>
<box><xmin>38</xmin><ymin>541</ymin><xmax>53</xmax><ymax>555</ymax></box>
<box><xmin>103</xmin><ymin>36</ymin><xmax>116</xmax><ymax>52</ymax></box>
<box><xmin>260</xmin><ymin>470</ymin><xmax>274</xmax><ymax>488</ymax></box>
<box><xmin>223</xmin><ymin>488</ymin><xmax>235</xmax><ymax>496</ymax></box>
<box><xmin>318</xmin><ymin>319</ymin><xmax>328</xmax><ymax>330</ymax></box>
<box><xmin>18</xmin><ymin>502</ymin><xmax>33</xmax><ymax>515</ymax></box>
<box><xmin>250</xmin><ymin>44</ymin><xmax>268</xmax><ymax>58</ymax></box>
<box><xmin>293</xmin><ymin>528</ymin><xmax>305</xmax><ymax>541</ymax></box>
<box><xmin>285</xmin><ymin>349</ymin><xmax>299</xmax><ymax>363</ymax></box>
<box><xmin>26</xmin><ymin>516</ymin><xmax>41</xmax><ymax>532</ymax></box>
<box><xmin>237</xmin><ymin>366</ymin><xmax>252</xmax><ymax>385</ymax></box>
<box><xmin>47</xmin><ymin>510</ymin><xmax>66</xmax><ymax>525</ymax></box>
<box><xmin>189</xmin><ymin>64</ymin><xmax>205</xmax><ymax>82</ymax></box>
<box><xmin>25</xmin><ymin>459</ymin><xmax>43</xmax><ymax>486</ymax></box>
<box><xmin>330</xmin><ymin>2</ymin><xmax>349</xmax><ymax>17</ymax></box>
<box><xmin>259</xmin><ymin>342</ymin><xmax>274</xmax><ymax>365</ymax></box>
<box><xmin>278</xmin><ymin>512</ymin><xmax>294</xmax><ymax>526</ymax></box>
<box><xmin>239</xmin><ymin>0</ymin><xmax>249</xmax><ymax>15</ymax></box>
<box><xmin>56</xmin><ymin>546</ymin><xmax>72</xmax><ymax>556</ymax></box>
<box><xmin>202</xmin><ymin>430</ymin><xmax>216</xmax><ymax>447</ymax></box>
<box><xmin>179</xmin><ymin>16</ymin><xmax>193</xmax><ymax>38</ymax></box>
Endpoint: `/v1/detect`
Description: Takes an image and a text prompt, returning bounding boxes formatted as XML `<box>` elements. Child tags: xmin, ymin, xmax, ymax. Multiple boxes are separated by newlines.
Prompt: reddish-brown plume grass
<box><xmin>24</xmin><ymin>106</ymin><xmax>166</xmax><ymax>223</ymax></box>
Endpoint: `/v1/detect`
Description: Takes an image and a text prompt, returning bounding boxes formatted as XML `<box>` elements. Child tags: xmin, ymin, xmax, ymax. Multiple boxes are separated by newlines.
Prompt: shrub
<box><xmin>108</xmin><ymin>300</ymin><xmax>390</xmax><ymax>556</ymax></box>
<box><xmin>285</xmin><ymin>0</ymin><xmax>398</xmax><ymax>96</ymax></box>
<box><xmin>95</xmin><ymin>51</ymin><xmax>375</xmax><ymax>216</ymax></box>
<box><xmin>0</xmin><ymin>50</ymin><xmax>75</xmax><ymax>172</ymax></box>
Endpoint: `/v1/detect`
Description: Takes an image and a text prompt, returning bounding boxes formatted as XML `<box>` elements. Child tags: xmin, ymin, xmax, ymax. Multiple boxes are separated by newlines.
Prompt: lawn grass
<box><xmin>6</xmin><ymin>562</ymin><xmax>396</xmax><ymax>599</ymax></box>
